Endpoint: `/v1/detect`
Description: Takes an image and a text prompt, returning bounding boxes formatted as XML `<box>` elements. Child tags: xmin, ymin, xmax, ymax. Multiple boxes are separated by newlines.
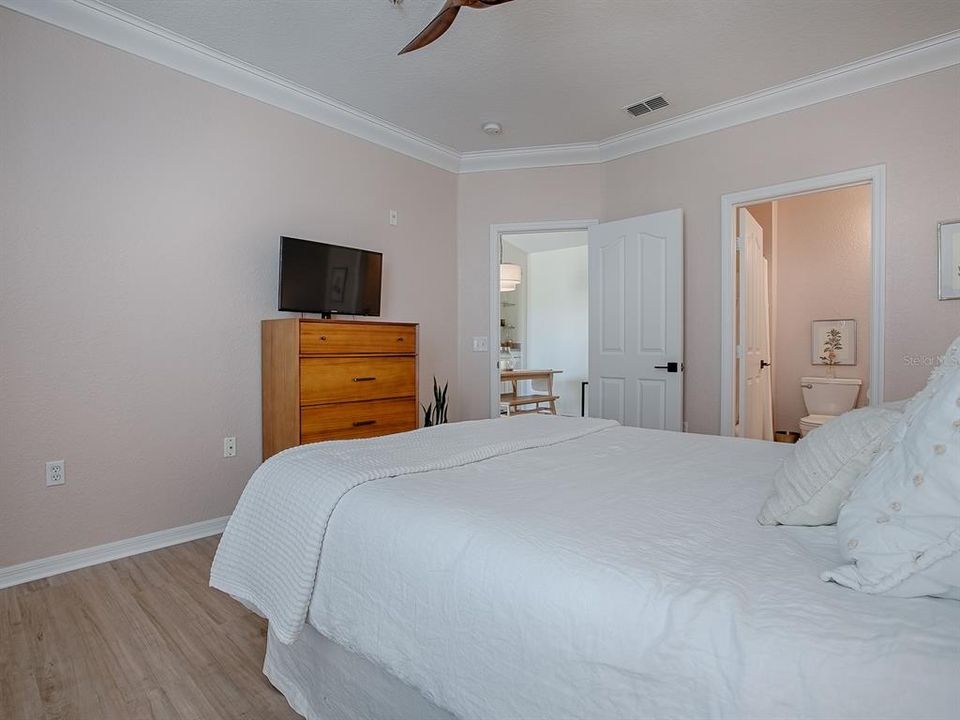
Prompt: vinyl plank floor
<box><xmin>0</xmin><ymin>537</ymin><xmax>301</xmax><ymax>720</ymax></box>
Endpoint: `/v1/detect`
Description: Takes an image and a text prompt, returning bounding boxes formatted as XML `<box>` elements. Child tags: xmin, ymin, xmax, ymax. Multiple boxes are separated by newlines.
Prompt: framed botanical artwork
<box><xmin>938</xmin><ymin>220</ymin><xmax>960</xmax><ymax>300</ymax></box>
<box><xmin>811</xmin><ymin>319</ymin><xmax>856</xmax><ymax>366</ymax></box>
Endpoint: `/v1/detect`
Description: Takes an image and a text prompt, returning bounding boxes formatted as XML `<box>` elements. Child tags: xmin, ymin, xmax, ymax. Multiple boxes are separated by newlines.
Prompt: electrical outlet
<box><xmin>472</xmin><ymin>336</ymin><xmax>489</xmax><ymax>352</ymax></box>
<box><xmin>46</xmin><ymin>460</ymin><xmax>65</xmax><ymax>487</ymax></box>
<box><xmin>389</xmin><ymin>209</ymin><xmax>398</xmax><ymax>226</ymax></box>
<box><xmin>223</xmin><ymin>437</ymin><xmax>236</xmax><ymax>458</ymax></box>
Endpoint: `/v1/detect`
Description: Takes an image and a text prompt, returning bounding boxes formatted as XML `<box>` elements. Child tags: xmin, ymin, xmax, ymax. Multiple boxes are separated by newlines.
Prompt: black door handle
<box><xmin>654</xmin><ymin>362</ymin><xmax>681</xmax><ymax>373</ymax></box>
<box><xmin>760</xmin><ymin>360</ymin><xmax>771</xmax><ymax>369</ymax></box>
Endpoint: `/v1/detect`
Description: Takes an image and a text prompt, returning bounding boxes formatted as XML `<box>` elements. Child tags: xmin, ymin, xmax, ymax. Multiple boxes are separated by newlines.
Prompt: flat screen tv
<box><xmin>278</xmin><ymin>237</ymin><xmax>383</xmax><ymax>317</ymax></box>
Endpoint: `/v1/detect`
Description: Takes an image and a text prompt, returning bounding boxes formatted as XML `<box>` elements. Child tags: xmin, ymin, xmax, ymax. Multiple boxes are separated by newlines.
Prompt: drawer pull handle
<box><xmin>353</xmin><ymin>420</ymin><xmax>377</xmax><ymax>427</ymax></box>
<box><xmin>320</xmin><ymin>336</ymin><xmax>326</xmax><ymax>341</ymax></box>
<box><xmin>353</xmin><ymin>376</ymin><xmax>377</xmax><ymax>382</ymax></box>
<box><xmin>397</xmin><ymin>337</ymin><xmax>404</xmax><ymax>342</ymax></box>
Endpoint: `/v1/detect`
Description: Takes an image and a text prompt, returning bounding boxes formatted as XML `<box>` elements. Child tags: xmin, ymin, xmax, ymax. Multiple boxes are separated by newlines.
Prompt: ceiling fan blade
<box><xmin>398</xmin><ymin>5</ymin><xmax>461</xmax><ymax>55</ymax></box>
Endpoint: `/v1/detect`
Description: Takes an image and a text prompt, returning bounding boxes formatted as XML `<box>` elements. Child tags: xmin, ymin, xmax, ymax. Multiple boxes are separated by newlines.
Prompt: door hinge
<box><xmin>736</xmin><ymin>236</ymin><xmax>745</xmax><ymax>252</ymax></box>
<box><xmin>736</xmin><ymin>345</ymin><xmax>744</xmax><ymax>359</ymax></box>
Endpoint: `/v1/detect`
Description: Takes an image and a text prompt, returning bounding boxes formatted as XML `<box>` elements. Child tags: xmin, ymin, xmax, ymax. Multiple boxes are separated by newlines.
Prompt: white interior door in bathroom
<box><xmin>739</xmin><ymin>208</ymin><xmax>774</xmax><ymax>440</ymax></box>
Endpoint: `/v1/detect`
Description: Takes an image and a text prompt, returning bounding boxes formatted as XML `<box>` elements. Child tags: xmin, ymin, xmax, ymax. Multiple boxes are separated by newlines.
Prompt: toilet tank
<box><xmin>800</xmin><ymin>377</ymin><xmax>862</xmax><ymax>415</ymax></box>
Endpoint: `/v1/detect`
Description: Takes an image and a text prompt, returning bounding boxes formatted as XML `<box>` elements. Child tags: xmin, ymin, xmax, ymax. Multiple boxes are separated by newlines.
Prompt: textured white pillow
<box><xmin>931</xmin><ymin>333</ymin><xmax>960</xmax><ymax>382</ymax></box>
<box><xmin>758</xmin><ymin>407</ymin><xmax>901</xmax><ymax>526</ymax></box>
<box><xmin>822</xmin><ymin>363</ymin><xmax>960</xmax><ymax>599</ymax></box>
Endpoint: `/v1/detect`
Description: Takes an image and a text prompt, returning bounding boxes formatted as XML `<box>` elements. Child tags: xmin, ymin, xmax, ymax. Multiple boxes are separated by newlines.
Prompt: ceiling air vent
<box><xmin>625</xmin><ymin>95</ymin><xmax>669</xmax><ymax>117</ymax></box>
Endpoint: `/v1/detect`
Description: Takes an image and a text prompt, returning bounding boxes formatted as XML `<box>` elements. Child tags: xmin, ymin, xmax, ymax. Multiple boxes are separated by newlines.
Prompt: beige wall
<box><xmin>601</xmin><ymin>64</ymin><xmax>959</xmax><ymax>433</ymax></box>
<box><xmin>456</xmin><ymin>64</ymin><xmax>959</xmax><ymax>433</ymax></box>
<box><xmin>774</xmin><ymin>186</ymin><xmax>872</xmax><ymax>432</ymax></box>
<box><xmin>0</xmin><ymin>9</ymin><xmax>458</xmax><ymax>566</ymax></box>
<box><xmin>3</xmin><ymin>7</ymin><xmax>959</xmax><ymax>567</ymax></box>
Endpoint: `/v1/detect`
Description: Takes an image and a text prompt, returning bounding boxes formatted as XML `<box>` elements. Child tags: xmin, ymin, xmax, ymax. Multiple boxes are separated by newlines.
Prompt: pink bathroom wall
<box><xmin>773</xmin><ymin>185</ymin><xmax>872</xmax><ymax>432</ymax></box>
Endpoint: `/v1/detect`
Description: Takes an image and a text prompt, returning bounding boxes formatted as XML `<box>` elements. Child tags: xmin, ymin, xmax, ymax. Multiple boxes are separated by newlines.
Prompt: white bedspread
<box><xmin>210</xmin><ymin>415</ymin><xmax>616</xmax><ymax>643</ymax></box>
<box><xmin>306</xmin><ymin>422</ymin><xmax>960</xmax><ymax>720</ymax></box>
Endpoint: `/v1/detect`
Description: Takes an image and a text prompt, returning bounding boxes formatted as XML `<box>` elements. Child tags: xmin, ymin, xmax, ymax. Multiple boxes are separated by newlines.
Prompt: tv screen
<box><xmin>278</xmin><ymin>237</ymin><xmax>382</xmax><ymax>316</ymax></box>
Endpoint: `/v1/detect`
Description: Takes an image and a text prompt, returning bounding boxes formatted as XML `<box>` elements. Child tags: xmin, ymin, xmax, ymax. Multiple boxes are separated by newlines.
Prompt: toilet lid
<box><xmin>800</xmin><ymin>414</ymin><xmax>835</xmax><ymax>426</ymax></box>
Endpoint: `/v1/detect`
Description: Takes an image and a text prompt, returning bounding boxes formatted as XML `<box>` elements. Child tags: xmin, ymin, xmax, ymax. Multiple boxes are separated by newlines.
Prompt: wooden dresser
<box><xmin>261</xmin><ymin>318</ymin><xmax>418</xmax><ymax>460</ymax></box>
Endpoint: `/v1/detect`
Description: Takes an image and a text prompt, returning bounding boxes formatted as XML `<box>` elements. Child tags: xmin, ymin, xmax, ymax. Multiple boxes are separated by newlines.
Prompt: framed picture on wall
<box><xmin>811</xmin><ymin>319</ymin><xmax>857</xmax><ymax>366</ymax></box>
<box><xmin>938</xmin><ymin>220</ymin><xmax>960</xmax><ymax>300</ymax></box>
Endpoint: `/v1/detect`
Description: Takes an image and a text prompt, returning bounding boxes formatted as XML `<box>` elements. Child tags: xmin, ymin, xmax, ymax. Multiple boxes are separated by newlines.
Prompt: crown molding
<box><xmin>596</xmin><ymin>29</ymin><xmax>960</xmax><ymax>164</ymax></box>
<box><xmin>458</xmin><ymin>142</ymin><xmax>601</xmax><ymax>174</ymax></box>
<box><xmin>4</xmin><ymin>1</ymin><xmax>958</xmax><ymax>175</ymax></box>
<box><xmin>459</xmin><ymin>29</ymin><xmax>960</xmax><ymax>173</ymax></box>
<box><xmin>1</xmin><ymin>0</ymin><xmax>462</xmax><ymax>172</ymax></box>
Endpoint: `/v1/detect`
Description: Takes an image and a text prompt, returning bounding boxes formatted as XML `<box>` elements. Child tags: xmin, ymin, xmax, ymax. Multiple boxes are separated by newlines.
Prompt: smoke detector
<box><xmin>482</xmin><ymin>122</ymin><xmax>503</xmax><ymax>136</ymax></box>
<box><xmin>624</xmin><ymin>95</ymin><xmax>670</xmax><ymax>118</ymax></box>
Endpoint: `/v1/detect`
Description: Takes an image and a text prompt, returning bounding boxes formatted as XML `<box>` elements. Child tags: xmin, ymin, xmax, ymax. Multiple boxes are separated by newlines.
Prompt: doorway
<box><xmin>498</xmin><ymin>230</ymin><xmax>589</xmax><ymax>417</ymax></box>
<box><xmin>720</xmin><ymin>165</ymin><xmax>886</xmax><ymax>438</ymax></box>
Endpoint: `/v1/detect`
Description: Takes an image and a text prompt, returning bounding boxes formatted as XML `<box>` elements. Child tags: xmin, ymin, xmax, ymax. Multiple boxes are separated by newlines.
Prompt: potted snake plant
<box><xmin>421</xmin><ymin>377</ymin><xmax>449</xmax><ymax>427</ymax></box>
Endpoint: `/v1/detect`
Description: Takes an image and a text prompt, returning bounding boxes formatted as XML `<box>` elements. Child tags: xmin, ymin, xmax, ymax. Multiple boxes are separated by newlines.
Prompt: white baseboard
<box><xmin>0</xmin><ymin>516</ymin><xmax>229</xmax><ymax>590</ymax></box>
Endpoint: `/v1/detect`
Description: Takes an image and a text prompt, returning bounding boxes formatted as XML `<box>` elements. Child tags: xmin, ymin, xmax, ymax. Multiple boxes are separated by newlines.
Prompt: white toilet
<box><xmin>798</xmin><ymin>376</ymin><xmax>862</xmax><ymax>437</ymax></box>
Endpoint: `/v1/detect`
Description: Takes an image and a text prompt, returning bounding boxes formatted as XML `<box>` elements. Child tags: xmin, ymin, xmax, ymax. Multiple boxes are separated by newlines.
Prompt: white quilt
<box><xmin>305</xmin><ymin>422</ymin><xmax>960</xmax><ymax>720</ymax></box>
<box><xmin>209</xmin><ymin>415</ymin><xmax>616</xmax><ymax>643</ymax></box>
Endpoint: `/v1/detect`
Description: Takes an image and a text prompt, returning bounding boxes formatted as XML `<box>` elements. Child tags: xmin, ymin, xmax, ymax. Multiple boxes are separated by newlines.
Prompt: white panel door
<box><xmin>738</xmin><ymin>208</ymin><xmax>774</xmax><ymax>440</ymax></box>
<box><xmin>588</xmin><ymin>209</ymin><xmax>683</xmax><ymax>430</ymax></box>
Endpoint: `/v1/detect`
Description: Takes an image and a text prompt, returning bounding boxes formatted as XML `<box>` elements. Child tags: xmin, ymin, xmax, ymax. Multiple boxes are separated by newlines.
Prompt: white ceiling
<box><xmin>101</xmin><ymin>0</ymin><xmax>960</xmax><ymax>153</ymax></box>
<box><xmin>505</xmin><ymin>231</ymin><xmax>588</xmax><ymax>254</ymax></box>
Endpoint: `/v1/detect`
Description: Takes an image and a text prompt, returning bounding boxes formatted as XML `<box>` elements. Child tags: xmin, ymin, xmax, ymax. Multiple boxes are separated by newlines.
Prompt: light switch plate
<box><xmin>472</xmin><ymin>336</ymin><xmax>489</xmax><ymax>352</ymax></box>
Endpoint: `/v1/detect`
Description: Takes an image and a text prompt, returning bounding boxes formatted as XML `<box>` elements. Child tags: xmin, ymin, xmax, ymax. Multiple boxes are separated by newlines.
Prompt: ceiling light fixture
<box><xmin>483</xmin><ymin>121</ymin><xmax>503</xmax><ymax>136</ymax></box>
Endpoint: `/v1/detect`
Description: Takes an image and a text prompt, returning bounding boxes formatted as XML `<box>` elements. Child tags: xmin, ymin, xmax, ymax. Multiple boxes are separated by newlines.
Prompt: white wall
<box><xmin>526</xmin><ymin>245</ymin><xmax>589</xmax><ymax>416</ymax></box>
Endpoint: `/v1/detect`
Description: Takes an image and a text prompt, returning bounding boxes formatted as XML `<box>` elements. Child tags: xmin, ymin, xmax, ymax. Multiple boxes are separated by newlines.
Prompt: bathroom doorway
<box><xmin>720</xmin><ymin>166</ymin><xmax>886</xmax><ymax>440</ymax></box>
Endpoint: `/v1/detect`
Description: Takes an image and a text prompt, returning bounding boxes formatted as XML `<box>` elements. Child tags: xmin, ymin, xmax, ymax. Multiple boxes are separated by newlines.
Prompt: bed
<box><xmin>211</xmin><ymin>415</ymin><xmax>960</xmax><ymax>720</ymax></box>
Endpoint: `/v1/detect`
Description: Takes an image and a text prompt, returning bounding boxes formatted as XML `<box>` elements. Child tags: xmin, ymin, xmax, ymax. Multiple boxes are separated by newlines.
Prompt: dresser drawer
<box><xmin>300</xmin><ymin>356</ymin><xmax>416</xmax><ymax>405</ymax></box>
<box><xmin>300</xmin><ymin>322</ymin><xmax>416</xmax><ymax>355</ymax></box>
<box><xmin>301</xmin><ymin>399</ymin><xmax>418</xmax><ymax>442</ymax></box>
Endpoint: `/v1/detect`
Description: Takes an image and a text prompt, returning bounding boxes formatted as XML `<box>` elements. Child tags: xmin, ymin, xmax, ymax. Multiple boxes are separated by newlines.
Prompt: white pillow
<box><xmin>758</xmin><ymin>406</ymin><xmax>901</xmax><ymax>526</ymax></box>
<box><xmin>821</xmin><ymin>362</ymin><xmax>960</xmax><ymax>599</ymax></box>
<box><xmin>932</xmin><ymin>333</ymin><xmax>960</xmax><ymax>382</ymax></box>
